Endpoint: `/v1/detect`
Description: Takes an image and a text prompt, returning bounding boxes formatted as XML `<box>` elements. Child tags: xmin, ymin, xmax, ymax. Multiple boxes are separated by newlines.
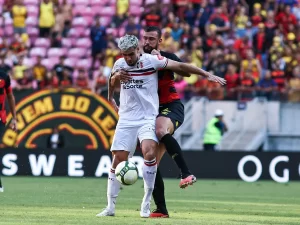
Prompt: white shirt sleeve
<box><xmin>111</xmin><ymin>59</ymin><xmax>123</xmax><ymax>74</ymax></box>
<box><xmin>148</xmin><ymin>54</ymin><xmax>169</xmax><ymax>70</ymax></box>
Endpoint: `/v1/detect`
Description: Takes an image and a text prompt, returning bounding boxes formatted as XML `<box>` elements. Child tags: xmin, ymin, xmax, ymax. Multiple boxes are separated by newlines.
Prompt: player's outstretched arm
<box><xmin>165</xmin><ymin>60</ymin><xmax>226</xmax><ymax>85</ymax></box>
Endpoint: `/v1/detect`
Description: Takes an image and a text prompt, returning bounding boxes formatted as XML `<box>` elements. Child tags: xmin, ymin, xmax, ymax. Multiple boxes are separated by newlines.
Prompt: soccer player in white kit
<box><xmin>97</xmin><ymin>35</ymin><xmax>226</xmax><ymax>218</ymax></box>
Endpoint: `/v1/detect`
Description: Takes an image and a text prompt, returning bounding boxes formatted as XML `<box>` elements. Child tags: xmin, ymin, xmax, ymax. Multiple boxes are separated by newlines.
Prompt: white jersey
<box><xmin>112</xmin><ymin>54</ymin><xmax>168</xmax><ymax>121</ymax></box>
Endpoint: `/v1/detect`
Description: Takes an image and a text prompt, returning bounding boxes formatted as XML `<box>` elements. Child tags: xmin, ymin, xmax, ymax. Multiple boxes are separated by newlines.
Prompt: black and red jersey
<box><xmin>158</xmin><ymin>51</ymin><xmax>182</xmax><ymax>104</ymax></box>
<box><xmin>0</xmin><ymin>71</ymin><xmax>12</xmax><ymax>123</ymax></box>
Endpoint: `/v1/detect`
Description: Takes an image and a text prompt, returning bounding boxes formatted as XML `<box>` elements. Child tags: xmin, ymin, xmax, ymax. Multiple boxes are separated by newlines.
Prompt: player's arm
<box><xmin>165</xmin><ymin>59</ymin><xmax>226</xmax><ymax>85</ymax></box>
<box><xmin>5</xmin><ymin>75</ymin><xmax>17</xmax><ymax>131</ymax></box>
<box><xmin>151</xmin><ymin>50</ymin><xmax>190</xmax><ymax>77</ymax></box>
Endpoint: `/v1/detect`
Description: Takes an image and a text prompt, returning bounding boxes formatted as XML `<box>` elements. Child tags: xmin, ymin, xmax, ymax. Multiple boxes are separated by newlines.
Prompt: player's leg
<box><xmin>156</xmin><ymin>103</ymin><xmax>196</xmax><ymax>188</ymax></box>
<box><xmin>138</xmin><ymin>122</ymin><xmax>159</xmax><ymax>218</ymax></box>
<box><xmin>97</xmin><ymin>123</ymin><xmax>137</xmax><ymax>217</ymax></box>
<box><xmin>151</xmin><ymin>143</ymin><xmax>169</xmax><ymax>218</ymax></box>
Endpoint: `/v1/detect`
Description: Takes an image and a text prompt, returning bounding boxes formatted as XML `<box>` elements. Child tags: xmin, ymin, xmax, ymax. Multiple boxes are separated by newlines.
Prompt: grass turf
<box><xmin>0</xmin><ymin>177</ymin><xmax>299</xmax><ymax>225</ymax></box>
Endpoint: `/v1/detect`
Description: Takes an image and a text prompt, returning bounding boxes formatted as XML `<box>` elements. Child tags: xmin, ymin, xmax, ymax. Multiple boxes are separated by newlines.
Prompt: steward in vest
<box><xmin>203</xmin><ymin>109</ymin><xmax>228</xmax><ymax>151</ymax></box>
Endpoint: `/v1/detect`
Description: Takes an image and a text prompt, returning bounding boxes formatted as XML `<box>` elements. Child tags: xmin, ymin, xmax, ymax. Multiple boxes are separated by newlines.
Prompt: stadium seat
<box><xmin>26</xmin><ymin>16</ymin><xmax>38</xmax><ymax>27</ymax></box>
<box><xmin>83</xmin><ymin>16</ymin><xmax>93</xmax><ymax>26</ymax></box>
<box><xmin>99</xmin><ymin>7</ymin><xmax>116</xmax><ymax>16</ymax></box>
<box><xmin>4</xmin><ymin>26</ymin><xmax>13</xmax><ymax>37</ymax></box>
<box><xmin>27</xmin><ymin>6</ymin><xmax>39</xmax><ymax>17</ymax></box>
<box><xmin>129</xmin><ymin>6</ymin><xmax>144</xmax><ymax>16</ymax></box>
<box><xmin>145</xmin><ymin>0</ymin><xmax>156</xmax><ymax>5</ymax></box>
<box><xmin>72</xmin><ymin>17</ymin><xmax>89</xmax><ymax>27</ymax></box>
<box><xmin>42</xmin><ymin>58</ymin><xmax>59</xmax><ymax>70</ymax></box>
<box><xmin>24</xmin><ymin>0</ymin><xmax>39</xmax><ymax>5</ymax></box>
<box><xmin>99</xmin><ymin>17</ymin><xmax>111</xmax><ymax>27</ymax></box>
<box><xmin>61</xmin><ymin>38</ymin><xmax>73</xmax><ymax>48</ymax></box>
<box><xmin>0</xmin><ymin>17</ymin><xmax>3</xmax><ymax>26</ymax></box>
<box><xmin>74</xmin><ymin>0</ymin><xmax>90</xmax><ymax>6</ymax></box>
<box><xmin>58</xmin><ymin>0</ymin><xmax>73</xmax><ymax>4</ymax></box>
<box><xmin>47</xmin><ymin>48</ymin><xmax>67</xmax><ymax>58</ymax></box>
<box><xmin>64</xmin><ymin>57</ymin><xmax>78</xmax><ymax>67</ymax></box>
<box><xmin>130</xmin><ymin>0</ymin><xmax>143</xmax><ymax>6</ymax></box>
<box><xmin>72</xmin><ymin>6</ymin><xmax>82</xmax><ymax>17</ymax></box>
<box><xmin>90</xmin><ymin>0</ymin><xmax>105</xmax><ymax>6</ymax></box>
<box><xmin>81</xmin><ymin>8</ymin><xmax>94</xmax><ymax>17</ymax></box>
<box><xmin>27</xmin><ymin>27</ymin><xmax>39</xmax><ymax>37</ymax></box>
<box><xmin>4</xmin><ymin>17</ymin><xmax>13</xmax><ymax>26</ymax></box>
<box><xmin>106</xmin><ymin>28</ymin><xmax>118</xmax><ymax>36</ymax></box>
<box><xmin>35</xmin><ymin>38</ymin><xmax>51</xmax><ymax>48</ymax></box>
<box><xmin>0</xmin><ymin>28</ymin><xmax>3</xmax><ymax>36</ymax></box>
<box><xmin>0</xmin><ymin>0</ymin><xmax>4</xmax><ymax>4</ymax></box>
<box><xmin>23</xmin><ymin>57</ymin><xmax>36</xmax><ymax>67</ymax></box>
<box><xmin>67</xmin><ymin>48</ymin><xmax>87</xmax><ymax>58</ymax></box>
<box><xmin>75</xmin><ymin>38</ymin><xmax>92</xmax><ymax>48</ymax></box>
<box><xmin>118</xmin><ymin>27</ymin><xmax>126</xmax><ymax>37</ymax></box>
<box><xmin>83</xmin><ymin>28</ymin><xmax>91</xmax><ymax>37</ymax></box>
<box><xmin>68</xmin><ymin>27</ymin><xmax>85</xmax><ymax>38</ymax></box>
<box><xmin>30</xmin><ymin>47</ymin><xmax>47</xmax><ymax>58</ymax></box>
<box><xmin>76</xmin><ymin>58</ymin><xmax>92</xmax><ymax>69</ymax></box>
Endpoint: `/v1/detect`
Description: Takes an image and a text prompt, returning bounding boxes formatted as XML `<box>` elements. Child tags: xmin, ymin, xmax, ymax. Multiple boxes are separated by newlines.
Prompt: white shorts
<box><xmin>110</xmin><ymin>119</ymin><xmax>158</xmax><ymax>157</ymax></box>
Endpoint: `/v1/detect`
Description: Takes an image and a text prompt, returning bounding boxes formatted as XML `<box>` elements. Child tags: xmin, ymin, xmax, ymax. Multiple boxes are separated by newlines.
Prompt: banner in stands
<box><xmin>1</xmin><ymin>149</ymin><xmax>300</xmax><ymax>183</ymax></box>
<box><xmin>2</xmin><ymin>89</ymin><xmax>118</xmax><ymax>150</ymax></box>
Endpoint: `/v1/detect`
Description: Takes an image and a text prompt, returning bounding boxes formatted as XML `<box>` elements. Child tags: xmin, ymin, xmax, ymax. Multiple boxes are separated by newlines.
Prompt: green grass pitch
<box><xmin>0</xmin><ymin>177</ymin><xmax>300</xmax><ymax>225</ymax></box>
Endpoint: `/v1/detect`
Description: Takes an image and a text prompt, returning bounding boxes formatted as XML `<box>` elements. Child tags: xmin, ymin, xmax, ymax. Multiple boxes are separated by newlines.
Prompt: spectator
<box><xmin>224</xmin><ymin>64</ymin><xmax>239</xmax><ymax>100</ymax></box>
<box><xmin>237</xmin><ymin>70</ymin><xmax>256</xmax><ymax>101</ymax></box>
<box><xmin>10</xmin><ymin>33</ymin><xmax>28</xmax><ymax>59</ymax></box>
<box><xmin>171</xmin><ymin>22</ymin><xmax>184</xmax><ymax>43</ymax></box>
<box><xmin>160</xmin><ymin>27</ymin><xmax>177</xmax><ymax>52</ymax></box>
<box><xmin>39</xmin><ymin>0</ymin><xmax>55</xmax><ymax>38</ymax></box>
<box><xmin>203</xmin><ymin>109</ymin><xmax>228</xmax><ymax>151</ymax></box>
<box><xmin>271</xmin><ymin>57</ymin><xmax>286</xmax><ymax>92</ymax></box>
<box><xmin>251</xmin><ymin>3</ymin><xmax>265</xmax><ymax>34</ymax></box>
<box><xmin>207</xmin><ymin>52</ymin><xmax>227</xmax><ymax>78</ymax></box>
<box><xmin>196</xmin><ymin>0</ymin><xmax>213</xmax><ymax>34</ymax></box>
<box><xmin>257</xmin><ymin>70</ymin><xmax>278</xmax><ymax>100</ymax></box>
<box><xmin>240</xmin><ymin>49</ymin><xmax>262</xmax><ymax>82</ymax></box>
<box><xmin>53</xmin><ymin>56</ymin><xmax>73</xmax><ymax>81</ymax></box>
<box><xmin>12</xmin><ymin>56</ymin><xmax>27</xmax><ymax>82</ymax></box>
<box><xmin>59</xmin><ymin>68</ymin><xmax>73</xmax><ymax>90</ymax></box>
<box><xmin>105</xmin><ymin>41</ymin><xmax>119</xmax><ymax>70</ymax></box>
<box><xmin>253</xmin><ymin>23</ymin><xmax>268</xmax><ymax>68</ymax></box>
<box><xmin>11</xmin><ymin>0</ymin><xmax>27</xmax><ymax>35</ymax></box>
<box><xmin>75</xmin><ymin>68</ymin><xmax>90</xmax><ymax>90</ymax></box>
<box><xmin>61</xmin><ymin>0</ymin><xmax>72</xmax><ymax>37</ymax></box>
<box><xmin>125</xmin><ymin>16</ymin><xmax>141</xmax><ymax>37</ymax></box>
<box><xmin>141</xmin><ymin>4</ymin><xmax>162</xmax><ymax>28</ymax></box>
<box><xmin>48</xmin><ymin>71</ymin><xmax>60</xmax><ymax>89</ymax></box>
<box><xmin>207</xmin><ymin>6</ymin><xmax>230</xmax><ymax>34</ymax></box>
<box><xmin>0</xmin><ymin>39</ymin><xmax>9</xmax><ymax>57</ymax></box>
<box><xmin>14</xmin><ymin>68</ymin><xmax>34</xmax><ymax>91</ymax></box>
<box><xmin>203</xmin><ymin>24</ymin><xmax>224</xmax><ymax>53</ymax></box>
<box><xmin>113</xmin><ymin>0</ymin><xmax>129</xmax><ymax>28</ymax></box>
<box><xmin>265</xmin><ymin>10</ymin><xmax>277</xmax><ymax>40</ymax></box>
<box><xmin>287</xmin><ymin>66</ymin><xmax>300</xmax><ymax>102</ymax></box>
<box><xmin>173</xmin><ymin>0</ymin><xmax>189</xmax><ymax>20</ymax></box>
<box><xmin>47</xmin><ymin>126</ymin><xmax>64</xmax><ymax>149</ymax></box>
<box><xmin>174</xmin><ymin>76</ymin><xmax>188</xmax><ymax>101</ymax></box>
<box><xmin>233</xmin><ymin>35</ymin><xmax>251</xmax><ymax>59</ymax></box>
<box><xmin>191</xmin><ymin>41</ymin><xmax>203</xmax><ymax>68</ymax></box>
<box><xmin>90</xmin><ymin>17</ymin><xmax>107</xmax><ymax>70</ymax></box>
<box><xmin>33</xmin><ymin>56</ymin><xmax>48</xmax><ymax>89</ymax></box>
<box><xmin>93</xmin><ymin>65</ymin><xmax>108</xmax><ymax>94</ymax></box>
<box><xmin>234</xmin><ymin>6</ymin><xmax>248</xmax><ymax>38</ymax></box>
<box><xmin>276</xmin><ymin>5</ymin><xmax>297</xmax><ymax>34</ymax></box>
<box><xmin>184</xmin><ymin>2</ymin><xmax>197</xmax><ymax>27</ymax></box>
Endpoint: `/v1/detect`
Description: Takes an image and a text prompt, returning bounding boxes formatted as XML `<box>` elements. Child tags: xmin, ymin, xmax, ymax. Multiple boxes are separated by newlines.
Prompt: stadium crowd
<box><xmin>1</xmin><ymin>0</ymin><xmax>300</xmax><ymax>102</ymax></box>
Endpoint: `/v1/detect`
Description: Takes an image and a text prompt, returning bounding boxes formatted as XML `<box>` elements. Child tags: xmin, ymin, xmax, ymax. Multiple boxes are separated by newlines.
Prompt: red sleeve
<box><xmin>5</xmin><ymin>74</ymin><xmax>12</xmax><ymax>94</ymax></box>
<box><xmin>291</xmin><ymin>15</ymin><xmax>297</xmax><ymax>25</ymax></box>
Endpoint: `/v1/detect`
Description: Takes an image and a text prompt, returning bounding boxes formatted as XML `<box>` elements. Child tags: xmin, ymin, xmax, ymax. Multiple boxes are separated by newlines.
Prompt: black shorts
<box><xmin>0</xmin><ymin>122</ymin><xmax>6</xmax><ymax>144</ymax></box>
<box><xmin>158</xmin><ymin>100</ymin><xmax>184</xmax><ymax>133</ymax></box>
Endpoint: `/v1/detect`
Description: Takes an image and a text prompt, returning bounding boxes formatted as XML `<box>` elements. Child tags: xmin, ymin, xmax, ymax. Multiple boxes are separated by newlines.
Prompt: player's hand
<box><xmin>109</xmin><ymin>98</ymin><xmax>119</xmax><ymax>112</ymax></box>
<box><xmin>115</xmin><ymin>70</ymin><xmax>131</xmax><ymax>82</ymax></box>
<box><xmin>10</xmin><ymin>118</ymin><xmax>17</xmax><ymax>132</ymax></box>
<box><xmin>207</xmin><ymin>73</ymin><xmax>227</xmax><ymax>85</ymax></box>
<box><xmin>151</xmin><ymin>49</ymin><xmax>160</xmax><ymax>56</ymax></box>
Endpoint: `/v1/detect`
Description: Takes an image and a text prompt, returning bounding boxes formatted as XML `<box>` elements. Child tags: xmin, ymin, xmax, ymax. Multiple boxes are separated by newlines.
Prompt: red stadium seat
<box><xmin>47</xmin><ymin>48</ymin><xmax>67</xmax><ymax>58</ymax></box>
<box><xmin>42</xmin><ymin>57</ymin><xmax>59</xmax><ymax>70</ymax></box>
<box><xmin>26</xmin><ymin>16</ymin><xmax>38</xmax><ymax>27</ymax></box>
<box><xmin>68</xmin><ymin>27</ymin><xmax>85</xmax><ymax>38</ymax></box>
<box><xmin>73</xmin><ymin>0</ymin><xmax>90</xmax><ymax>6</ymax></box>
<box><xmin>81</xmin><ymin>8</ymin><xmax>94</xmax><ymax>17</ymax></box>
<box><xmin>106</xmin><ymin>28</ymin><xmax>118</xmax><ymax>36</ymax></box>
<box><xmin>99</xmin><ymin>17</ymin><xmax>111</xmax><ymax>27</ymax></box>
<box><xmin>67</xmin><ymin>48</ymin><xmax>87</xmax><ymax>58</ymax></box>
<box><xmin>26</xmin><ymin>5</ymin><xmax>39</xmax><ymax>17</ymax></box>
<box><xmin>90</xmin><ymin>0</ymin><xmax>105</xmax><ymax>6</ymax></box>
<box><xmin>30</xmin><ymin>47</ymin><xmax>47</xmax><ymax>58</ymax></box>
<box><xmin>75</xmin><ymin>38</ymin><xmax>92</xmax><ymax>48</ymax></box>
<box><xmin>145</xmin><ymin>0</ymin><xmax>156</xmax><ymax>5</ymax></box>
<box><xmin>118</xmin><ymin>27</ymin><xmax>126</xmax><ymax>37</ymax></box>
<box><xmin>35</xmin><ymin>38</ymin><xmax>51</xmax><ymax>48</ymax></box>
<box><xmin>4</xmin><ymin>17</ymin><xmax>13</xmax><ymax>26</ymax></box>
<box><xmin>72</xmin><ymin>6</ymin><xmax>82</xmax><ymax>16</ymax></box>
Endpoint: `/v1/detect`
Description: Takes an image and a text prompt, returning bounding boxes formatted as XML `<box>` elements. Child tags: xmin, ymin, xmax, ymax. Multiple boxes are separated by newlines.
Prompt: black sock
<box><xmin>161</xmin><ymin>133</ymin><xmax>191</xmax><ymax>178</ymax></box>
<box><xmin>152</xmin><ymin>169</ymin><xmax>168</xmax><ymax>213</ymax></box>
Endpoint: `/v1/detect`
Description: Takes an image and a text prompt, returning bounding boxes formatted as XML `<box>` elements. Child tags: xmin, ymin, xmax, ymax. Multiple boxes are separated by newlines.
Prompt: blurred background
<box><xmin>0</xmin><ymin>0</ymin><xmax>300</xmax><ymax>153</ymax></box>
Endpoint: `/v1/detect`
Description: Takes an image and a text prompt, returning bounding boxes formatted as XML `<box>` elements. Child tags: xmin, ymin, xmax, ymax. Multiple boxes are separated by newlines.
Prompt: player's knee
<box><xmin>142</xmin><ymin>143</ymin><xmax>157</xmax><ymax>161</ymax></box>
<box><xmin>155</xmin><ymin>127</ymin><xmax>168</xmax><ymax>140</ymax></box>
<box><xmin>112</xmin><ymin>151</ymin><xmax>128</xmax><ymax>168</ymax></box>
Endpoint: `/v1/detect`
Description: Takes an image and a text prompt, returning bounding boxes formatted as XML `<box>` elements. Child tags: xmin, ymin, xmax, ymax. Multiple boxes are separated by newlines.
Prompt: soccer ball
<box><xmin>115</xmin><ymin>161</ymin><xmax>139</xmax><ymax>185</ymax></box>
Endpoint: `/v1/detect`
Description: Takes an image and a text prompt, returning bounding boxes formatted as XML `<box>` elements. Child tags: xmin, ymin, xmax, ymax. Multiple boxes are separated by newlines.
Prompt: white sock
<box><xmin>107</xmin><ymin>168</ymin><xmax>121</xmax><ymax>211</ymax></box>
<box><xmin>142</xmin><ymin>158</ymin><xmax>157</xmax><ymax>204</ymax></box>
